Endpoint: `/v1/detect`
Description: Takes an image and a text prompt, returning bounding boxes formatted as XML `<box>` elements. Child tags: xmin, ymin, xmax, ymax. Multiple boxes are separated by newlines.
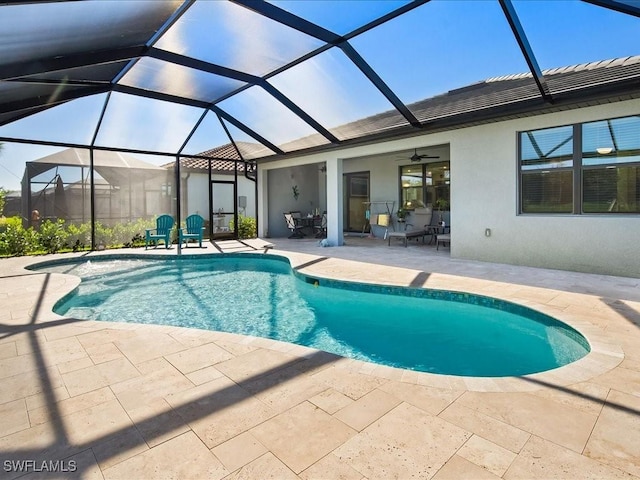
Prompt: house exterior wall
<box><xmin>184</xmin><ymin>173</ymin><xmax>256</xmax><ymax>220</ymax></box>
<box><xmin>451</xmin><ymin>99</ymin><xmax>640</xmax><ymax>277</ymax></box>
<box><xmin>259</xmin><ymin>98</ymin><xmax>639</xmax><ymax>277</ymax></box>
<box><xmin>267</xmin><ymin>164</ymin><xmax>320</xmax><ymax>238</ymax></box>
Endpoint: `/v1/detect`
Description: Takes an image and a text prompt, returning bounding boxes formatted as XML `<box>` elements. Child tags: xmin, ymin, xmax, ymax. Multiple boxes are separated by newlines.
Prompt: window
<box><xmin>518</xmin><ymin>114</ymin><xmax>640</xmax><ymax>214</ymax></box>
<box><xmin>400</xmin><ymin>165</ymin><xmax>423</xmax><ymax>209</ymax></box>
<box><xmin>161</xmin><ymin>183</ymin><xmax>172</xmax><ymax>197</ymax></box>
<box><xmin>349</xmin><ymin>176</ymin><xmax>369</xmax><ymax>197</ymax></box>
<box><xmin>400</xmin><ymin>162</ymin><xmax>450</xmax><ymax>210</ymax></box>
<box><xmin>520</xmin><ymin>125</ymin><xmax>573</xmax><ymax>213</ymax></box>
<box><xmin>582</xmin><ymin>117</ymin><xmax>640</xmax><ymax>213</ymax></box>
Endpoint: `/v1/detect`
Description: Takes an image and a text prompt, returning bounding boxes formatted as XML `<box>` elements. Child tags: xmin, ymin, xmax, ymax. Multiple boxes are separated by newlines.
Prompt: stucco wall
<box><xmin>450</xmin><ymin>100</ymin><xmax>640</xmax><ymax>277</ymax></box>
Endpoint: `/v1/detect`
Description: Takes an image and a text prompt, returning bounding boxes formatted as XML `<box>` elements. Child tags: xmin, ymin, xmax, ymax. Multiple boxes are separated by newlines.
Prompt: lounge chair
<box><xmin>284</xmin><ymin>212</ymin><xmax>305</xmax><ymax>238</ymax></box>
<box><xmin>145</xmin><ymin>214</ymin><xmax>174</xmax><ymax>249</ymax></box>
<box><xmin>179</xmin><ymin>214</ymin><xmax>205</xmax><ymax>248</ymax></box>
<box><xmin>387</xmin><ymin>208</ymin><xmax>432</xmax><ymax>247</ymax></box>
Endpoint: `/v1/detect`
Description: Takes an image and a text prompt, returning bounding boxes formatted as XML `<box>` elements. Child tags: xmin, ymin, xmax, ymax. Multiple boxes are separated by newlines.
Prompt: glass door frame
<box><xmin>209</xmin><ymin>179</ymin><xmax>238</xmax><ymax>240</ymax></box>
<box><xmin>343</xmin><ymin>171</ymin><xmax>370</xmax><ymax>233</ymax></box>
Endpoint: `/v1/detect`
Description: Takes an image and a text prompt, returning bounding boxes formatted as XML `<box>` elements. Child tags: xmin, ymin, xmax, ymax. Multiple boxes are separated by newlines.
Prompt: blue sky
<box><xmin>1</xmin><ymin>0</ymin><xmax>639</xmax><ymax>192</ymax></box>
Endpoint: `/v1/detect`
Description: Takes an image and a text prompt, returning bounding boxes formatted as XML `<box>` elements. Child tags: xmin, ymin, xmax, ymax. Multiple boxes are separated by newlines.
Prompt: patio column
<box><xmin>326</xmin><ymin>157</ymin><xmax>343</xmax><ymax>246</ymax></box>
<box><xmin>257</xmin><ymin>165</ymin><xmax>268</xmax><ymax>238</ymax></box>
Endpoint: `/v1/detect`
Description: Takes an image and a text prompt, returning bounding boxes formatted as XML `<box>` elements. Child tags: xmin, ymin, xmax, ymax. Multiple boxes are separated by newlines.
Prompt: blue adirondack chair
<box><xmin>145</xmin><ymin>214</ymin><xmax>174</xmax><ymax>249</ymax></box>
<box><xmin>179</xmin><ymin>214</ymin><xmax>205</xmax><ymax>248</ymax></box>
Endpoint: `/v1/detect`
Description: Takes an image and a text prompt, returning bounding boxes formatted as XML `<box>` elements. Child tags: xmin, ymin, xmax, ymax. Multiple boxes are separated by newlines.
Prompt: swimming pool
<box><xmin>32</xmin><ymin>254</ymin><xmax>590</xmax><ymax>377</ymax></box>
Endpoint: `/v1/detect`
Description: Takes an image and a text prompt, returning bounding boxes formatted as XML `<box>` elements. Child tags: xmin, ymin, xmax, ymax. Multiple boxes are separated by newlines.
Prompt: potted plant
<box><xmin>434</xmin><ymin>198</ymin><xmax>449</xmax><ymax>226</ymax></box>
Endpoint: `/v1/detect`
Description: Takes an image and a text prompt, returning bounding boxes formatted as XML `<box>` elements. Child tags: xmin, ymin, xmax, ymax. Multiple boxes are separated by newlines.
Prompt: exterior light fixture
<box><xmin>596</xmin><ymin>147</ymin><xmax>614</xmax><ymax>155</ymax></box>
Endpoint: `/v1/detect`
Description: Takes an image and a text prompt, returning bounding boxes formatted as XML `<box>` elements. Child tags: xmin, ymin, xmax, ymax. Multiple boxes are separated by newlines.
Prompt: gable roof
<box><xmin>30</xmin><ymin>148</ymin><xmax>164</xmax><ymax>171</ymax></box>
<box><xmin>163</xmin><ymin>142</ymin><xmax>266</xmax><ymax>173</ymax></box>
<box><xmin>269</xmin><ymin>56</ymin><xmax>640</xmax><ymax>155</ymax></box>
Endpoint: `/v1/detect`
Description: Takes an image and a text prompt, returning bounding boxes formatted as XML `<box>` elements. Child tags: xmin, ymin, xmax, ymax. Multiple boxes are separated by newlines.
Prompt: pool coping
<box><xmin>17</xmin><ymin>248</ymin><xmax>624</xmax><ymax>393</ymax></box>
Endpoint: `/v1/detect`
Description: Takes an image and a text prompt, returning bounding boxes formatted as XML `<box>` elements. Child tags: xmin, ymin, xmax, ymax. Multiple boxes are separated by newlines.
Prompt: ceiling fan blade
<box><xmin>394</xmin><ymin>149</ymin><xmax>440</xmax><ymax>161</ymax></box>
<box><xmin>413</xmin><ymin>149</ymin><xmax>440</xmax><ymax>160</ymax></box>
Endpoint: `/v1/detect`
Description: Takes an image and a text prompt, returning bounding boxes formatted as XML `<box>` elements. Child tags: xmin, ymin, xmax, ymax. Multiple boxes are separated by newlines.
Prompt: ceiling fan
<box><xmin>396</xmin><ymin>148</ymin><xmax>440</xmax><ymax>163</ymax></box>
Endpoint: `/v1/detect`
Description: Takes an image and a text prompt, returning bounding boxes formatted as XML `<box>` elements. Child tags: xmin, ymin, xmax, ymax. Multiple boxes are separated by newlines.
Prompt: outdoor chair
<box><xmin>314</xmin><ymin>212</ymin><xmax>327</xmax><ymax>238</ymax></box>
<box><xmin>145</xmin><ymin>214</ymin><xmax>174</xmax><ymax>249</ymax></box>
<box><xmin>284</xmin><ymin>212</ymin><xmax>305</xmax><ymax>238</ymax></box>
<box><xmin>387</xmin><ymin>208</ymin><xmax>432</xmax><ymax>247</ymax></box>
<box><xmin>436</xmin><ymin>232</ymin><xmax>451</xmax><ymax>250</ymax></box>
<box><xmin>179</xmin><ymin>214</ymin><xmax>205</xmax><ymax>248</ymax></box>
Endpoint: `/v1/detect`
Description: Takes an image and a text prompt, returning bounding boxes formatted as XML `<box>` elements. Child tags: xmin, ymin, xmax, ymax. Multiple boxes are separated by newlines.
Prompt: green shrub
<box><xmin>110</xmin><ymin>223</ymin><xmax>133</xmax><ymax>246</ymax></box>
<box><xmin>0</xmin><ymin>187</ymin><xmax>6</xmax><ymax>217</ymax></box>
<box><xmin>38</xmin><ymin>219</ymin><xmax>69</xmax><ymax>254</ymax></box>
<box><xmin>0</xmin><ymin>215</ymin><xmax>22</xmax><ymax>233</ymax></box>
<box><xmin>229</xmin><ymin>214</ymin><xmax>257</xmax><ymax>239</ymax></box>
<box><xmin>0</xmin><ymin>222</ymin><xmax>38</xmax><ymax>256</ymax></box>
<box><xmin>123</xmin><ymin>233</ymin><xmax>145</xmax><ymax>248</ymax></box>
<box><xmin>103</xmin><ymin>218</ymin><xmax>156</xmax><ymax>248</ymax></box>
<box><xmin>0</xmin><ymin>217</ymin><xmax>169</xmax><ymax>256</ymax></box>
<box><xmin>65</xmin><ymin>222</ymin><xmax>91</xmax><ymax>252</ymax></box>
<box><xmin>94</xmin><ymin>222</ymin><xmax>114</xmax><ymax>248</ymax></box>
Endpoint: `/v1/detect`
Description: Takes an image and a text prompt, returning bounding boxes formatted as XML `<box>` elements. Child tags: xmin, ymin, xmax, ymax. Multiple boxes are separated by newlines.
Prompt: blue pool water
<box><xmin>32</xmin><ymin>254</ymin><xmax>590</xmax><ymax>377</ymax></box>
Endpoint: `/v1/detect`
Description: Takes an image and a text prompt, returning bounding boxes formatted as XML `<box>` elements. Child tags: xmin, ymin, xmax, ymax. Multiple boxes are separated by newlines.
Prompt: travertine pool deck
<box><xmin>1</xmin><ymin>237</ymin><xmax>639</xmax><ymax>479</ymax></box>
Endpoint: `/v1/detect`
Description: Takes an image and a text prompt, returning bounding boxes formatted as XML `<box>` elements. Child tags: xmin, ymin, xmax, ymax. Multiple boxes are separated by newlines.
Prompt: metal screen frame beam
<box><xmin>0</xmin><ymin>135</ymin><xmax>233</xmax><ymax>161</ymax></box>
<box><xmin>581</xmin><ymin>0</ymin><xmax>640</xmax><ymax>17</ymax></box>
<box><xmin>345</xmin><ymin>0</ymin><xmax>432</xmax><ymax>40</ymax></box>
<box><xmin>111</xmin><ymin>0</ymin><xmax>195</xmax><ymax>85</ymax></box>
<box><xmin>113</xmin><ymin>84</ymin><xmax>211</xmax><ymax>109</ymax></box>
<box><xmin>339</xmin><ymin>42</ymin><xmax>422</xmax><ymax>128</ymax></box>
<box><xmin>148</xmin><ymin>48</ymin><xmax>340</xmax><ymax>144</ymax></box>
<box><xmin>147</xmin><ymin>48</ymin><xmax>260</xmax><ymax>85</ymax></box>
<box><xmin>260</xmin><ymin>82</ymin><xmax>340</xmax><ymax>143</ymax></box>
<box><xmin>87</xmin><ymin>92</ymin><xmax>113</xmax><ymax>251</ymax></box>
<box><xmin>230</xmin><ymin>0</ymin><xmax>344</xmax><ymax>45</ymax></box>
<box><xmin>213</xmin><ymin>106</ymin><xmax>285</xmax><ymax>155</ymax></box>
<box><xmin>231</xmin><ymin>0</ymin><xmax>422</xmax><ymax>128</ymax></box>
<box><xmin>499</xmin><ymin>0</ymin><xmax>553</xmax><ymax>103</ymax></box>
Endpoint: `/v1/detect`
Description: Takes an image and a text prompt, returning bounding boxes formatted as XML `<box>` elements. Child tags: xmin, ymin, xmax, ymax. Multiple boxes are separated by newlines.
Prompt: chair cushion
<box><xmin>388</xmin><ymin>230</ymin><xmax>425</xmax><ymax>239</ymax></box>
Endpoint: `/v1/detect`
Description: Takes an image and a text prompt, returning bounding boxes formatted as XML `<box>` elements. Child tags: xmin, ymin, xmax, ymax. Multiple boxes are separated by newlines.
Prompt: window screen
<box><xmin>582</xmin><ymin>116</ymin><xmax>640</xmax><ymax>213</ymax></box>
<box><xmin>520</xmin><ymin>125</ymin><xmax>573</xmax><ymax>213</ymax></box>
<box><xmin>519</xmin><ymin>114</ymin><xmax>640</xmax><ymax>214</ymax></box>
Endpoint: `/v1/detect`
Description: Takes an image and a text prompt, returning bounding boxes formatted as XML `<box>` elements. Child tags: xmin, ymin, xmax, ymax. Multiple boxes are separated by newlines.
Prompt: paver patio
<box><xmin>1</xmin><ymin>237</ymin><xmax>639</xmax><ymax>479</ymax></box>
